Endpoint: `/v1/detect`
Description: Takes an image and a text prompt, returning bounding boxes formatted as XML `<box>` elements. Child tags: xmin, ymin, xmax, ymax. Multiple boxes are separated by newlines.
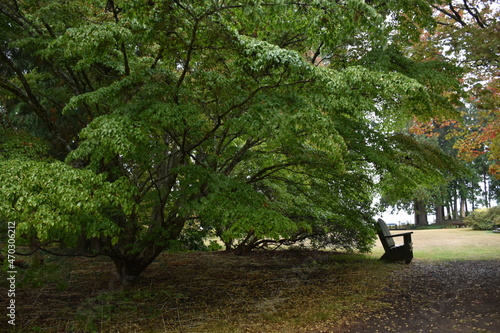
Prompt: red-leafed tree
<box><xmin>428</xmin><ymin>0</ymin><xmax>500</xmax><ymax>172</ymax></box>
<box><xmin>382</xmin><ymin>1</ymin><xmax>500</xmax><ymax>220</ymax></box>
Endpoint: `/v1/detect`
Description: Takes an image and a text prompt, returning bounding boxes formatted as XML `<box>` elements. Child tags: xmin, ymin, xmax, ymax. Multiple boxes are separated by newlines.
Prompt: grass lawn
<box><xmin>368</xmin><ymin>227</ymin><xmax>500</xmax><ymax>261</ymax></box>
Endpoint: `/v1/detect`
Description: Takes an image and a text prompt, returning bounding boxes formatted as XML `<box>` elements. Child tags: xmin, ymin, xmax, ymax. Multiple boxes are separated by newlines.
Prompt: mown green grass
<box><xmin>368</xmin><ymin>228</ymin><xmax>500</xmax><ymax>261</ymax></box>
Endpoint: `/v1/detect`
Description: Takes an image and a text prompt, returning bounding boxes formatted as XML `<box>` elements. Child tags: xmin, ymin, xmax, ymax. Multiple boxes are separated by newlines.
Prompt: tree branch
<box><xmin>221</xmin><ymin>137</ymin><xmax>263</xmax><ymax>175</ymax></box>
<box><xmin>430</xmin><ymin>3</ymin><xmax>466</xmax><ymax>26</ymax></box>
<box><xmin>0</xmin><ymin>50</ymin><xmax>72</xmax><ymax>152</ymax></box>
<box><xmin>311</xmin><ymin>41</ymin><xmax>324</xmax><ymax>66</ymax></box>
<box><xmin>0</xmin><ymin>2</ymin><xmax>43</xmax><ymax>35</ymax></box>
<box><xmin>462</xmin><ymin>0</ymin><xmax>487</xmax><ymax>28</ymax></box>
<box><xmin>106</xmin><ymin>0</ymin><xmax>130</xmax><ymax>75</ymax></box>
<box><xmin>247</xmin><ymin>162</ymin><xmax>299</xmax><ymax>183</ymax></box>
<box><xmin>176</xmin><ymin>18</ymin><xmax>200</xmax><ymax>93</ymax></box>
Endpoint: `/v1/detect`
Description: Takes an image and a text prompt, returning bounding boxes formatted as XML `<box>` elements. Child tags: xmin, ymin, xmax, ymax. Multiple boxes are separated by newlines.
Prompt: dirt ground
<box><xmin>3</xmin><ymin>250</ymin><xmax>500</xmax><ymax>332</ymax></box>
<box><xmin>338</xmin><ymin>260</ymin><xmax>500</xmax><ymax>333</ymax></box>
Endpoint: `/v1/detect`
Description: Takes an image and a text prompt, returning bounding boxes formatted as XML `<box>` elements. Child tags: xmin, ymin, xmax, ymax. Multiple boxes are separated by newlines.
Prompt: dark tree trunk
<box><xmin>109</xmin><ymin>211</ymin><xmax>187</xmax><ymax>283</ymax></box>
<box><xmin>414</xmin><ymin>200</ymin><xmax>428</xmax><ymax>226</ymax></box>
<box><xmin>233</xmin><ymin>230</ymin><xmax>258</xmax><ymax>255</ymax></box>
<box><xmin>29</xmin><ymin>234</ymin><xmax>44</xmax><ymax>267</ymax></box>
<box><xmin>110</xmin><ymin>243</ymin><xmax>164</xmax><ymax>283</ymax></box>
<box><xmin>435</xmin><ymin>205</ymin><xmax>444</xmax><ymax>225</ymax></box>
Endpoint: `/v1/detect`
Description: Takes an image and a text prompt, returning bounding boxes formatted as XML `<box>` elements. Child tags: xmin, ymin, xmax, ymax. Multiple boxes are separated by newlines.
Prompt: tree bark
<box><xmin>110</xmin><ymin>243</ymin><xmax>164</xmax><ymax>283</ymax></box>
<box><xmin>414</xmin><ymin>200</ymin><xmax>428</xmax><ymax>226</ymax></box>
<box><xmin>483</xmin><ymin>174</ymin><xmax>490</xmax><ymax>208</ymax></box>
<box><xmin>435</xmin><ymin>205</ymin><xmax>444</xmax><ymax>225</ymax></box>
<box><xmin>453</xmin><ymin>193</ymin><xmax>458</xmax><ymax>220</ymax></box>
<box><xmin>445</xmin><ymin>204</ymin><xmax>452</xmax><ymax>220</ymax></box>
<box><xmin>460</xmin><ymin>198</ymin><xmax>467</xmax><ymax>221</ymax></box>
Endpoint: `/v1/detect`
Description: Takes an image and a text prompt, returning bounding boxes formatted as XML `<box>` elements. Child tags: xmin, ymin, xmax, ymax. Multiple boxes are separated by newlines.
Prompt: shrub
<box><xmin>464</xmin><ymin>206</ymin><xmax>500</xmax><ymax>230</ymax></box>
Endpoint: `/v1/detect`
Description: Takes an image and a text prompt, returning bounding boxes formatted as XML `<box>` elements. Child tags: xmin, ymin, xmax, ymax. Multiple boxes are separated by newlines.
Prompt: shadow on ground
<box><xmin>5</xmin><ymin>251</ymin><xmax>500</xmax><ymax>332</ymax></box>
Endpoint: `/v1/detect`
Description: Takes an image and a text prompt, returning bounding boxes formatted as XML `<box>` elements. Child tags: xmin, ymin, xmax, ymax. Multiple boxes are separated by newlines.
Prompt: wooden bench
<box><xmin>376</xmin><ymin>219</ymin><xmax>413</xmax><ymax>264</ymax></box>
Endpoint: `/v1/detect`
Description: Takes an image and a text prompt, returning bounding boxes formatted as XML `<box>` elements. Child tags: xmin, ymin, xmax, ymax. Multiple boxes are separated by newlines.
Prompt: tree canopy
<box><xmin>1</xmin><ymin>0</ymin><xmax>464</xmax><ymax>281</ymax></box>
<box><xmin>394</xmin><ymin>0</ymin><xmax>500</xmax><ymax>219</ymax></box>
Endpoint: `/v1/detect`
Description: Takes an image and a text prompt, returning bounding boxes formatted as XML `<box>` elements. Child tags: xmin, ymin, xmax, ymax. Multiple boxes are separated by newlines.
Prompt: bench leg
<box><xmin>404</xmin><ymin>243</ymin><xmax>413</xmax><ymax>264</ymax></box>
<box><xmin>380</xmin><ymin>245</ymin><xmax>413</xmax><ymax>264</ymax></box>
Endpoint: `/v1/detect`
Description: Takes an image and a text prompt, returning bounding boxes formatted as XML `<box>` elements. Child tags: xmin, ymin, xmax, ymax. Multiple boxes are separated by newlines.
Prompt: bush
<box><xmin>464</xmin><ymin>206</ymin><xmax>500</xmax><ymax>230</ymax></box>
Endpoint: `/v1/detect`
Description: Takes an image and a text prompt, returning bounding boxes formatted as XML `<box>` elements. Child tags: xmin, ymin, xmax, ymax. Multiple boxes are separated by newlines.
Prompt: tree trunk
<box><xmin>453</xmin><ymin>194</ymin><xmax>458</xmax><ymax>220</ymax></box>
<box><xmin>460</xmin><ymin>198</ymin><xmax>467</xmax><ymax>221</ymax></box>
<box><xmin>29</xmin><ymin>234</ymin><xmax>44</xmax><ymax>267</ymax></box>
<box><xmin>445</xmin><ymin>204</ymin><xmax>451</xmax><ymax>220</ymax></box>
<box><xmin>435</xmin><ymin>205</ymin><xmax>444</xmax><ymax>225</ymax></box>
<box><xmin>483</xmin><ymin>175</ymin><xmax>490</xmax><ymax>208</ymax></box>
<box><xmin>233</xmin><ymin>230</ymin><xmax>258</xmax><ymax>255</ymax></box>
<box><xmin>108</xmin><ymin>207</ymin><xmax>187</xmax><ymax>283</ymax></box>
<box><xmin>110</xmin><ymin>244</ymin><xmax>163</xmax><ymax>283</ymax></box>
<box><xmin>414</xmin><ymin>200</ymin><xmax>428</xmax><ymax>226</ymax></box>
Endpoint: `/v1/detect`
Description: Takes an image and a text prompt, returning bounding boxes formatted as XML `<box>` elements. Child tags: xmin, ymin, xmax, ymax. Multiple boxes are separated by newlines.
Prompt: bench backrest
<box><xmin>377</xmin><ymin>219</ymin><xmax>395</xmax><ymax>248</ymax></box>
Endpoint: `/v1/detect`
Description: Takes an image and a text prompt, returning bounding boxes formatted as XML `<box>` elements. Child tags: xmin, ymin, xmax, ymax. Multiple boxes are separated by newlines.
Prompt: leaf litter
<box><xmin>4</xmin><ymin>251</ymin><xmax>500</xmax><ymax>332</ymax></box>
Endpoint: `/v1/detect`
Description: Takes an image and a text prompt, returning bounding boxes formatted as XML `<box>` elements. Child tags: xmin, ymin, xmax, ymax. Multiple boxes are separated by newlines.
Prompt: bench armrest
<box><xmin>382</xmin><ymin>232</ymin><xmax>413</xmax><ymax>239</ymax></box>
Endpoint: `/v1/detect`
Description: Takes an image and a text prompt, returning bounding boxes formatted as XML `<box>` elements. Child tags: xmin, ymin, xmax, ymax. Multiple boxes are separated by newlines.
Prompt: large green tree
<box><xmin>1</xmin><ymin>0</ymin><xmax>461</xmax><ymax>281</ymax></box>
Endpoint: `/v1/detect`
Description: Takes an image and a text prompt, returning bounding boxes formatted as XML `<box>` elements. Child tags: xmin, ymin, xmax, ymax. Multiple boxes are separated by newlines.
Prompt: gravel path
<box><xmin>342</xmin><ymin>260</ymin><xmax>500</xmax><ymax>333</ymax></box>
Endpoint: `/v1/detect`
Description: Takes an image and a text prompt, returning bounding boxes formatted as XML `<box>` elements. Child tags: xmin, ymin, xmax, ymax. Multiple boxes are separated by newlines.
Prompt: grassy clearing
<box><xmin>368</xmin><ymin>228</ymin><xmax>500</xmax><ymax>261</ymax></box>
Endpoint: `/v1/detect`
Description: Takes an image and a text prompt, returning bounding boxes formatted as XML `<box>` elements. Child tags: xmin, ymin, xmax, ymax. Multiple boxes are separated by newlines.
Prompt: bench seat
<box><xmin>376</xmin><ymin>219</ymin><xmax>413</xmax><ymax>264</ymax></box>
